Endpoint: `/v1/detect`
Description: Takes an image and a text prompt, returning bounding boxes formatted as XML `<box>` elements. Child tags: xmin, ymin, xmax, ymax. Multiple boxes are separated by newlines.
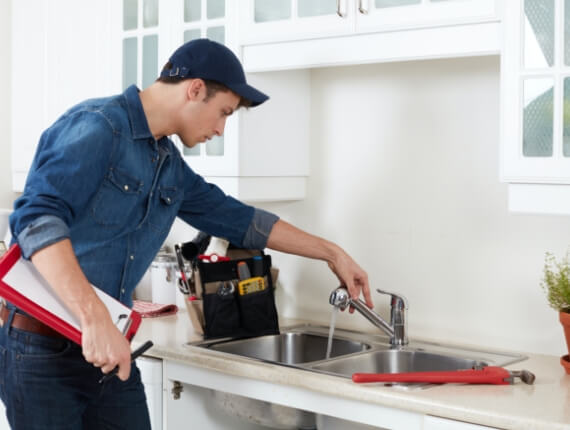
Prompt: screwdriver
<box><xmin>98</xmin><ymin>340</ymin><xmax>154</xmax><ymax>384</ymax></box>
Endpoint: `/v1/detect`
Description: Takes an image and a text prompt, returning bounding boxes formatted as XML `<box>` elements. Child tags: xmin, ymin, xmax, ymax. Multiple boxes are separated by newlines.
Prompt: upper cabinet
<box><xmin>240</xmin><ymin>0</ymin><xmax>502</xmax><ymax>72</ymax></box>
<box><xmin>11</xmin><ymin>0</ymin><xmax>117</xmax><ymax>192</ymax></box>
<box><xmin>11</xmin><ymin>0</ymin><xmax>309</xmax><ymax>202</ymax></box>
<box><xmin>116</xmin><ymin>0</ymin><xmax>310</xmax><ymax>201</ymax></box>
<box><xmin>502</xmin><ymin>0</ymin><xmax>570</xmax><ymax>214</ymax></box>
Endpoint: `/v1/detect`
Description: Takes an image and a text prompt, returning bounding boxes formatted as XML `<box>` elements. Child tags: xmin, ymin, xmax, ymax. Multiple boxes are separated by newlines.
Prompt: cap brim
<box><xmin>226</xmin><ymin>83</ymin><xmax>269</xmax><ymax>107</ymax></box>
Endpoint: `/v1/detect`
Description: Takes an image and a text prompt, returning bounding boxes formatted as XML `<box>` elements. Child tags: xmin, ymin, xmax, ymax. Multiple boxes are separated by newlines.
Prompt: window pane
<box><xmin>206</xmin><ymin>26</ymin><xmax>225</xmax><ymax>44</ymax></box>
<box><xmin>184</xmin><ymin>29</ymin><xmax>202</xmax><ymax>43</ymax></box>
<box><xmin>564</xmin><ymin>77</ymin><xmax>570</xmax><ymax>156</ymax></box>
<box><xmin>206</xmin><ymin>136</ymin><xmax>224</xmax><ymax>156</ymax></box>
<box><xmin>207</xmin><ymin>0</ymin><xmax>225</xmax><ymax>19</ymax></box>
<box><xmin>298</xmin><ymin>0</ymin><xmax>336</xmax><ymax>17</ymax></box>
<box><xmin>122</xmin><ymin>37</ymin><xmax>137</xmax><ymax>90</ymax></box>
<box><xmin>523</xmin><ymin>78</ymin><xmax>554</xmax><ymax>157</ymax></box>
<box><xmin>183</xmin><ymin>145</ymin><xmax>201</xmax><ymax>156</ymax></box>
<box><xmin>566</xmin><ymin>0</ymin><xmax>570</xmax><ymax>65</ymax></box>
<box><xmin>142</xmin><ymin>35</ymin><xmax>158</xmax><ymax>89</ymax></box>
<box><xmin>255</xmin><ymin>0</ymin><xmax>291</xmax><ymax>22</ymax></box>
<box><xmin>123</xmin><ymin>0</ymin><xmax>138</xmax><ymax>30</ymax></box>
<box><xmin>143</xmin><ymin>0</ymin><xmax>158</xmax><ymax>27</ymax></box>
<box><xmin>185</xmin><ymin>0</ymin><xmax>201</xmax><ymax>22</ymax></box>
<box><xmin>374</xmin><ymin>0</ymin><xmax>420</xmax><ymax>7</ymax></box>
<box><xmin>524</xmin><ymin>0</ymin><xmax>555</xmax><ymax>68</ymax></box>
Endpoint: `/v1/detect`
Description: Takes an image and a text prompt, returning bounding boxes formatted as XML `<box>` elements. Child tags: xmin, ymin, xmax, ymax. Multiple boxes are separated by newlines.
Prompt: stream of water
<box><xmin>326</xmin><ymin>306</ymin><xmax>339</xmax><ymax>360</ymax></box>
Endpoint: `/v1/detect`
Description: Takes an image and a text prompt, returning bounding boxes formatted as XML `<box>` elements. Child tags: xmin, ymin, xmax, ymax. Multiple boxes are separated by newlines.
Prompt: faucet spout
<box><xmin>329</xmin><ymin>287</ymin><xmax>408</xmax><ymax>346</ymax></box>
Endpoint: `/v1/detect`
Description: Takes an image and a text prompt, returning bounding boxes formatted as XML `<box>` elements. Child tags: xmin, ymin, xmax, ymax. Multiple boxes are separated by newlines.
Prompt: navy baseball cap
<box><xmin>160</xmin><ymin>38</ymin><xmax>269</xmax><ymax>107</ymax></box>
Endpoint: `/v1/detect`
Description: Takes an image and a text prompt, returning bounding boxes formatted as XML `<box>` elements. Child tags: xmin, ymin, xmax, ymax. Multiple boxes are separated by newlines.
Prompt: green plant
<box><xmin>541</xmin><ymin>251</ymin><xmax>570</xmax><ymax>313</ymax></box>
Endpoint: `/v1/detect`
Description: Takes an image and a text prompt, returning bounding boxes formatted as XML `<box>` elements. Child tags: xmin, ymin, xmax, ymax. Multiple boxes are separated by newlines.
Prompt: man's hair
<box><xmin>157</xmin><ymin>62</ymin><xmax>252</xmax><ymax>108</ymax></box>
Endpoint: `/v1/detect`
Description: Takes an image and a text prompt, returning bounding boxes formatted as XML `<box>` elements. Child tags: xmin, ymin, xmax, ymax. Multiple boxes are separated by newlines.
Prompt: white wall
<box><xmin>0</xmin><ymin>0</ymin><xmax>18</xmax><ymax>210</ymax></box>
<box><xmin>255</xmin><ymin>56</ymin><xmax>570</xmax><ymax>357</ymax></box>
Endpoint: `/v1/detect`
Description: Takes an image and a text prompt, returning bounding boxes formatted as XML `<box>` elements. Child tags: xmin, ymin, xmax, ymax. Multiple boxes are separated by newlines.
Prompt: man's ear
<box><xmin>187</xmin><ymin>79</ymin><xmax>205</xmax><ymax>101</ymax></box>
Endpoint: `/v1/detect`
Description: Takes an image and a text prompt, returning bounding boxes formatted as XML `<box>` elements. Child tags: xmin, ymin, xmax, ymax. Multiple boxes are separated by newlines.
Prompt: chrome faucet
<box><xmin>329</xmin><ymin>287</ymin><xmax>408</xmax><ymax>346</ymax></box>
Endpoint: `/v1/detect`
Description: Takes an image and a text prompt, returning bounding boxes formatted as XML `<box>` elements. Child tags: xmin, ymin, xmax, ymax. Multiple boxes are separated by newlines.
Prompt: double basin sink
<box><xmin>191</xmin><ymin>324</ymin><xmax>525</xmax><ymax>380</ymax></box>
<box><xmin>189</xmin><ymin>324</ymin><xmax>526</xmax><ymax>429</ymax></box>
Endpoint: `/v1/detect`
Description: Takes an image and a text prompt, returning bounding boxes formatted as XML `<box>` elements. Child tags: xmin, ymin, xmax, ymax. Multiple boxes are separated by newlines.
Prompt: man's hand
<box><xmin>80</xmin><ymin>303</ymin><xmax>132</xmax><ymax>381</ymax></box>
<box><xmin>327</xmin><ymin>249</ymin><xmax>372</xmax><ymax>312</ymax></box>
<box><xmin>30</xmin><ymin>239</ymin><xmax>132</xmax><ymax>381</ymax></box>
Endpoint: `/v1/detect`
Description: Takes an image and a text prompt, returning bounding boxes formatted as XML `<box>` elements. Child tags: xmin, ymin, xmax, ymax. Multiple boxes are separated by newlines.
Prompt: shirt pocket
<box><xmin>91</xmin><ymin>167</ymin><xmax>144</xmax><ymax>228</ymax></box>
<box><xmin>148</xmin><ymin>186</ymin><xmax>180</xmax><ymax>233</ymax></box>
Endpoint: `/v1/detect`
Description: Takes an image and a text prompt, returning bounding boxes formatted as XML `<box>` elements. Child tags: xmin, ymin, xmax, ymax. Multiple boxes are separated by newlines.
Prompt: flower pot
<box><xmin>559</xmin><ymin>311</ymin><xmax>570</xmax><ymax>374</ymax></box>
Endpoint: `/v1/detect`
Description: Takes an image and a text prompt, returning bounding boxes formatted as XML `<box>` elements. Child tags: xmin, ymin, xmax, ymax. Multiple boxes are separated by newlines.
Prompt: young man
<box><xmin>3</xmin><ymin>39</ymin><xmax>371</xmax><ymax>429</ymax></box>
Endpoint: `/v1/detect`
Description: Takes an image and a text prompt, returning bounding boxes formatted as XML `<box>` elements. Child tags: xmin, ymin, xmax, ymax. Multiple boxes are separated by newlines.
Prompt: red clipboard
<box><xmin>0</xmin><ymin>244</ymin><xmax>141</xmax><ymax>345</ymax></box>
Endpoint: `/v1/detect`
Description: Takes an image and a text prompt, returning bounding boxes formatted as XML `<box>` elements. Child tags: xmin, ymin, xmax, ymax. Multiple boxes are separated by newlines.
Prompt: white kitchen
<box><xmin>1</xmin><ymin>0</ymin><xmax>570</xmax><ymax>429</ymax></box>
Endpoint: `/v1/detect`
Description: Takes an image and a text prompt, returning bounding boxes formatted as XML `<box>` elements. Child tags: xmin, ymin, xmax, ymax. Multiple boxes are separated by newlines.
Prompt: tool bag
<box><xmin>186</xmin><ymin>247</ymin><xmax>279</xmax><ymax>339</ymax></box>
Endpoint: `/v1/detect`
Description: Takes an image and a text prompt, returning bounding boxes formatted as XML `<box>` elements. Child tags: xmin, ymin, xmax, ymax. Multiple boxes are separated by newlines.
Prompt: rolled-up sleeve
<box><xmin>242</xmin><ymin>208</ymin><xmax>279</xmax><ymax>249</ymax></box>
<box><xmin>178</xmin><ymin>163</ymin><xmax>279</xmax><ymax>249</ymax></box>
<box><xmin>10</xmin><ymin>110</ymin><xmax>114</xmax><ymax>259</ymax></box>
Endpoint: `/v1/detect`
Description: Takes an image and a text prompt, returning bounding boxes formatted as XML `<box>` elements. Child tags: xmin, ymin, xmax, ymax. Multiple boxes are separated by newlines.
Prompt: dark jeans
<box><xmin>0</xmin><ymin>308</ymin><xmax>151</xmax><ymax>430</ymax></box>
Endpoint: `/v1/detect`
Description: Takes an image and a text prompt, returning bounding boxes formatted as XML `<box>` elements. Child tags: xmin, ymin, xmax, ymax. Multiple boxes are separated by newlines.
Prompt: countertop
<box><xmin>133</xmin><ymin>309</ymin><xmax>570</xmax><ymax>430</ymax></box>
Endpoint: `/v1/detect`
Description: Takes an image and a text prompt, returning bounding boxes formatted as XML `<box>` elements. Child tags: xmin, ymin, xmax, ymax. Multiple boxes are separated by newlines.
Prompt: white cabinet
<box><xmin>11</xmin><ymin>0</ymin><xmax>309</xmax><ymax>201</ymax></box>
<box><xmin>162</xmin><ymin>359</ymin><xmax>503</xmax><ymax>430</ymax></box>
<box><xmin>11</xmin><ymin>0</ymin><xmax>117</xmax><ymax>192</ymax></box>
<box><xmin>241</xmin><ymin>0</ymin><xmax>498</xmax><ymax>44</ymax></box>
<box><xmin>501</xmin><ymin>0</ymin><xmax>570</xmax><ymax>214</ymax></box>
<box><xmin>240</xmin><ymin>0</ymin><xmax>502</xmax><ymax>72</ymax></box>
<box><xmin>138</xmin><ymin>356</ymin><xmax>163</xmax><ymax>430</ymax></box>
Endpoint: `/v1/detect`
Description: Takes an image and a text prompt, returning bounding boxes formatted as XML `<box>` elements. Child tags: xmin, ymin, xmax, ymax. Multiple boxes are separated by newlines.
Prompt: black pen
<box><xmin>98</xmin><ymin>340</ymin><xmax>154</xmax><ymax>384</ymax></box>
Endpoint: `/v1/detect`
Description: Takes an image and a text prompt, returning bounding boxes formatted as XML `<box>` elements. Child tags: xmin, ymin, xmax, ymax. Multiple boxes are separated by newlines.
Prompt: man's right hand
<box><xmin>30</xmin><ymin>239</ymin><xmax>132</xmax><ymax>381</ymax></box>
<box><xmin>80</xmin><ymin>302</ymin><xmax>132</xmax><ymax>381</ymax></box>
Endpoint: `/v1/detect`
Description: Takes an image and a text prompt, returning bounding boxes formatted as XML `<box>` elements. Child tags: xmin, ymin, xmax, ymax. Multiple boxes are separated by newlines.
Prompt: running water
<box><xmin>325</xmin><ymin>306</ymin><xmax>339</xmax><ymax>359</ymax></box>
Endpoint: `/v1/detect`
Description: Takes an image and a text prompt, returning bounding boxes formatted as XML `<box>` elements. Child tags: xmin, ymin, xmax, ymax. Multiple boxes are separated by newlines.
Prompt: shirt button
<box><xmin>130</xmin><ymin>255</ymin><xmax>134</xmax><ymax>260</ymax></box>
<box><xmin>166</xmin><ymin>197</ymin><xmax>171</xmax><ymax>204</ymax></box>
<box><xmin>121</xmin><ymin>288</ymin><xmax>125</xmax><ymax>294</ymax></box>
<box><xmin>124</xmin><ymin>185</ymin><xmax>129</xmax><ymax>191</ymax></box>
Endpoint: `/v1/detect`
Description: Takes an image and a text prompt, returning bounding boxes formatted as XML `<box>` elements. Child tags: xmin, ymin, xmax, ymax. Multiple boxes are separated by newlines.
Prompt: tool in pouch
<box><xmin>174</xmin><ymin>243</ymin><xmax>196</xmax><ymax>300</ymax></box>
<box><xmin>237</xmin><ymin>257</ymin><xmax>266</xmax><ymax>295</ymax></box>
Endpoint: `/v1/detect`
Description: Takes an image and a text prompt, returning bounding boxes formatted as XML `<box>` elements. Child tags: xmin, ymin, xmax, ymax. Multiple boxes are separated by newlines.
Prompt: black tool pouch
<box><xmin>194</xmin><ymin>249</ymin><xmax>279</xmax><ymax>339</ymax></box>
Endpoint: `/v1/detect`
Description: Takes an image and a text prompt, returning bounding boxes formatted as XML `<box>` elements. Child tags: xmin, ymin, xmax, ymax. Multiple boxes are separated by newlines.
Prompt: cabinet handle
<box><xmin>358</xmin><ymin>0</ymin><xmax>369</xmax><ymax>14</ymax></box>
<box><xmin>337</xmin><ymin>0</ymin><xmax>347</xmax><ymax>17</ymax></box>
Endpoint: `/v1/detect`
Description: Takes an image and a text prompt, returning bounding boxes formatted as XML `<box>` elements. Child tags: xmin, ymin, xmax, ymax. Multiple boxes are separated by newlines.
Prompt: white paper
<box><xmin>3</xmin><ymin>258</ymin><xmax>131</xmax><ymax>334</ymax></box>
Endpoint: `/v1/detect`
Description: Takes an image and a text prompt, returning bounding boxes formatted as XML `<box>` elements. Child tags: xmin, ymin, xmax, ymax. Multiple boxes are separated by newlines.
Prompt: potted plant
<box><xmin>541</xmin><ymin>251</ymin><xmax>570</xmax><ymax>374</ymax></box>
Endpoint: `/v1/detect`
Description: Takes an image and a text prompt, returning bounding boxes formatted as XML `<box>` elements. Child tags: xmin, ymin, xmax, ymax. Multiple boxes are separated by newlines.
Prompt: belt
<box><xmin>0</xmin><ymin>304</ymin><xmax>65</xmax><ymax>339</ymax></box>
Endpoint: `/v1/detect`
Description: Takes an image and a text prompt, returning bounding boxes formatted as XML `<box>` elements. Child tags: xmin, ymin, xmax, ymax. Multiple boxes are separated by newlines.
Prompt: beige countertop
<box><xmin>133</xmin><ymin>309</ymin><xmax>570</xmax><ymax>430</ymax></box>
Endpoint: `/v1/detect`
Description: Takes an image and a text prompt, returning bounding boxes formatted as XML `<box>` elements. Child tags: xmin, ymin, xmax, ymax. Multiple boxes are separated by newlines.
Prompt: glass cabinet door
<box><xmin>180</xmin><ymin>0</ymin><xmax>228</xmax><ymax>158</ymax></box>
<box><xmin>253</xmin><ymin>0</ymin><xmax>337</xmax><ymax>23</ymax></box>
<box><xmin>240</xmin><ymin>0</ymin><xmax>351</xmax><ymax>45</ymax></box>
<box><xmin>122</xmin><ymin>0</ymin><xmax>161</xmax><ymax>90</ymax></box>
<box><xmin>502</xmin><ymin>0</ymin><xmax>570</xmax><ymax>183</ymax></box>
<box><xmin>358</xmin><ymin>0</ymin><xmax>497</xmax><ymax>32</ymax></box>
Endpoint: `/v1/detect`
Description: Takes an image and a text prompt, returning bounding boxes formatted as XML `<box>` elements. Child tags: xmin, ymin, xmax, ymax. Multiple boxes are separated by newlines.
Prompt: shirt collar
<box><xmin>123</xmin><ymin>85</ymin><xmax>154</xmax><ymax>140</ymax></box>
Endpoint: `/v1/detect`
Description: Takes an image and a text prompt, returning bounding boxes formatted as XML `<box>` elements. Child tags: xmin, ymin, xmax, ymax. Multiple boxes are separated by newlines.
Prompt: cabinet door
<box><xmin>11</xmin><ymin>0</ymin><xmax>116</xmax><ymax>192</ymax></box>
<box><xmin>356</xmin><ymin>0</ymin><xmax>499</xmax><ymax>33</ymax></box>
<box><xmin>173</xmin><ymin>0</ymin><xmax>240</xmax><ymax>177</ymax></box>
<box><xmin>502</xmin><ymin>0</ymin><xmax>570</xmax><ymax>184</ymax></box>
<box><xmin>120</xmin><ymin>0</ymin><xmax>171</xmax><ymax>92</ymax></box>
<box><xmin>239</xmin><ymin>0</ymin><xmax>353</xmax><ymax>45</ymax></box>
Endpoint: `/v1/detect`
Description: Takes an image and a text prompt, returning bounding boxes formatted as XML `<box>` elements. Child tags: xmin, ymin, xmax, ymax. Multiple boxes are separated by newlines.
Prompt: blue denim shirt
<box><xmin>10</xmin><ymin>85</ymin><xmax>279</xmax><ymax>306</ymax></box>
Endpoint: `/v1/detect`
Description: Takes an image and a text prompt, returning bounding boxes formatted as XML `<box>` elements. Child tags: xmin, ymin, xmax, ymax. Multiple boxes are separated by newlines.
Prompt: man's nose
<box><xmin>214</xmin><ymin>118</ymin><xmax>227</xmax><ymax>136</ymax></box>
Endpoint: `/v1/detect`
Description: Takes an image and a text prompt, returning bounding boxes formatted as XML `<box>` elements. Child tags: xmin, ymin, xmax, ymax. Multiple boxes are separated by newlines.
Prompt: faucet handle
<box><xmin>376</xmin><ymin>289</ymin><xmax>408</xmax><ymax>310</ymax></box>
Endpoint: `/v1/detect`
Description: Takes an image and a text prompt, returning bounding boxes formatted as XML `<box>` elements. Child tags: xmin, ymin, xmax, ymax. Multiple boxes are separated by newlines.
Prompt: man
<box><xmin>3</xmin><ymin>39</ymin><xmax>371</xmax><ymax>429</ymax></box>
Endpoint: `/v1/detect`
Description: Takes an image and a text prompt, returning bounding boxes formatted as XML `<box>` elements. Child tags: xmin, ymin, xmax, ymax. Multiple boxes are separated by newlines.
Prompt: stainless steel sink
<box><xmin>188</xmin><ymin>324</ymin><xmax>527</xmax><ymax>429</ymax></box>
<box><xmin>310</xmin><ymin>349</ymin><xmax>486</xmax><ymax>378</ymax></box>
<box><xmin>203</xmin><ymin>332</ymin><xmax>370</xmax><ymax>364</ymax></box>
